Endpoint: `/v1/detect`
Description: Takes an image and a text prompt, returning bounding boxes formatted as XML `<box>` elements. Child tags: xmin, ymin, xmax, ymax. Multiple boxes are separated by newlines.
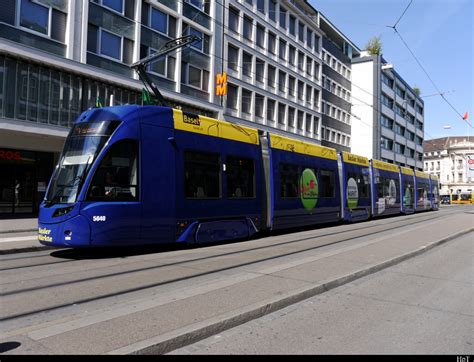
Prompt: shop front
<box><xmin>0</xmin><ymin>148</ymin><xmax>55</xmax><ymax>217</ymax></box>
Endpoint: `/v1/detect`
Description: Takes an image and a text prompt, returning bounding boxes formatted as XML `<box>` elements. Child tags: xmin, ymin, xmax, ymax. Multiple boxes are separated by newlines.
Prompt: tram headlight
<box><xmin>53</xmin><ymin>205</ymin><xmax>74</xmax><ymax>217</ymax></box>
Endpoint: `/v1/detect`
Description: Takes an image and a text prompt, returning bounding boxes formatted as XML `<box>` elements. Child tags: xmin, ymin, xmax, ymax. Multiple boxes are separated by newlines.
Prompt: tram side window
<box><xmin>319</xmin><ymin>169</ymin><xmax>335</xmax><ymax>198</ymax></box>
<box><xmin>347</xmin><ymin>171</ymin><xmax>369</xmax><ymax>199</ymax></box>
<box><xmin>184</xmin><ymin>151</ymin><xmax>220</xmax><ymax>199</ymax></box>
<box><xmin>417</xmin><ymin>183</ymin><xmax>428</xmax><ymax>201</ymax></box>
<box><xmin>87</xmin><ymin>140</ymin><xmax>138</xmax><ymax>201</ymax></box>
<box><xmin>280</xmin><ymin>163</ymin><xmax>299</xmax><ymax>198</ymax></box>
<box><xmin>226</xmin><ymin>156</ymin><xmax>255</xmax><ymax>198</ymax></box>
<box><xmin>375</xmin><ymin>176</ymin><xmax>399</xmax><ymax>201</ymax></box>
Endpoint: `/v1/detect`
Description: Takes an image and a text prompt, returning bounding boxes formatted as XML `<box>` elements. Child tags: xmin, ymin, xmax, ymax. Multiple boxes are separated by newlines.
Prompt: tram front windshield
<box><xmin>45</xmin><ymin>120</ymin><xmax>120</xmax><ymax>205</ymax></box>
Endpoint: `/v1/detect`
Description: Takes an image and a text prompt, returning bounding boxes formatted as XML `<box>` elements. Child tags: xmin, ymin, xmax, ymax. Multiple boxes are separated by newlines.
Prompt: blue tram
<box><xmin>38</xmin><ymin>106</ymin><xmax>438</xmax><ymax>248</ymax></box>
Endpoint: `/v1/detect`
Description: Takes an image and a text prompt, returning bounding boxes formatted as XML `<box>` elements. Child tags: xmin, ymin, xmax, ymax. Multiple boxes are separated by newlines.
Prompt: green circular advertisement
<box><xmin>300</xmin><ymin>169</ymin><xmax>318</xmax><ymax>210</ymax></box>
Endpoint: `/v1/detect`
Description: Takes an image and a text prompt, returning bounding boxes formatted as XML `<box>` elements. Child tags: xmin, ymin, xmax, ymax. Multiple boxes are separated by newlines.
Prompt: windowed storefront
<box><xmin>0</xmin><ymin>148</ymin><xmax>54</xmax><ymax>216</ymax></box>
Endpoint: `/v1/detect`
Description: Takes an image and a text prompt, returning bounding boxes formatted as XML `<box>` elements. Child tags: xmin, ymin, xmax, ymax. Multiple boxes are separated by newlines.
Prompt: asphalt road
<box><xmin>170</xmin><ymin>231</ymin><xmax>474</xmax><ymax>355</ymax></box>
<box><xmin>0</xmin><ymin>205</ymin><xmax>472</xmax><ymax>354</ymax></box>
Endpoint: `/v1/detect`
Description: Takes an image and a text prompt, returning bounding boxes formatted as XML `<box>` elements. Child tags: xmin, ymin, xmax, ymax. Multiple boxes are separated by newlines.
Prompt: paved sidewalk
<box><xmin>0</xmin><ymin>218</ymin><xmax>38</xmax><ymax>233</ymax></box>
<box><xmin>0</xmin><ymin>218</ymin><xmax>50</xmax><ymax>254</ymax></box>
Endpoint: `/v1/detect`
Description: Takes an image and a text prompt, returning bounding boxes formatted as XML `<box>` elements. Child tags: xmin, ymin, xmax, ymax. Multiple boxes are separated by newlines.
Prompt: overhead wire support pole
<box><xmin>130</xmin><ymin>35</ymin><xmax>201</xmax><ymax>107</ymax></box>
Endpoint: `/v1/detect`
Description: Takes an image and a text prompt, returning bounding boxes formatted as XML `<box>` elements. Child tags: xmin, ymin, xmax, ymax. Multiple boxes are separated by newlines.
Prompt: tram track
<box><xmin>0</xmin><ymin>208</ymin><xmax>465</xmax><ymax>323</ymax></box>
<box><xmin>0</xmin><ymin>207</ymin><xmax>461</xmax><ymax>274</ymax></box>
<box><xmin>0</xmin><ymin>209</ymin><xmax>456</xmax><ymax>288</ymax></box>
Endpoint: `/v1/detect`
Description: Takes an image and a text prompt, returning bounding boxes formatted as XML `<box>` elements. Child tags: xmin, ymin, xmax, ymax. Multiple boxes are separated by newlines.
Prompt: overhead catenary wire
<box><xmin>383</xmin><ymin>1</ymin><xmax>472</xmax><ymax>128</ymax></box>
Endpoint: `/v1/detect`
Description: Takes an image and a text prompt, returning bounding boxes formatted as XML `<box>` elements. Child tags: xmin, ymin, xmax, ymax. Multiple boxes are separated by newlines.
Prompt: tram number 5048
<box><xmin>93</xmin><ymin>216</ymin><xmax>107</xmax><ymax>222</ymax></box>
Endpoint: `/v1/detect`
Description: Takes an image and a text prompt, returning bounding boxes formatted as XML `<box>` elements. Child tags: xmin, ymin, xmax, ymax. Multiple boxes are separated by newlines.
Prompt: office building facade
<box><xmin>319</xmin><ymin>14</ymin><xmax>359</xmax><ymax>152</ymax></box>
<box><xmin>351</xmin><ymin>52</ymin><xmax>424</xmax><ymax>170</ymax></box>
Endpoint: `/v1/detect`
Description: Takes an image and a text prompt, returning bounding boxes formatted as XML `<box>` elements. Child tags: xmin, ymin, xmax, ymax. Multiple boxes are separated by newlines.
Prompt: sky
<box><xmin>310</xmin><ymin>0</ymin><xmax>473</xmax><ymax>140</ymax></box>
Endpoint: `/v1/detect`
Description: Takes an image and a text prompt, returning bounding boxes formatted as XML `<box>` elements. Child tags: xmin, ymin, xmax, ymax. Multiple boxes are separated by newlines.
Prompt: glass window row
<box><xmin>230</xmin><ymin>1</ymin><xmax>320</xmax><ymax>54</ymax></box>
<box><xmin>227</xmin><ymin>44</ymin><xmax>321</xmax><ymax>107</ymax></box>
<box><xmin>321</xmin><ymin>126</ymin><xmax>351</xmax><ymax>147</ymax></box>
<box><xmin>321</xmin><ymin>75</ymin><xmax>351</xmax><ymax>102</ymax></box>
<box><xmin>322</xmin><ymin>50</ymin><xmax>351</xmax><ymax>80</ymax></box>
<box><xmin>321</xmin><ymin>101</ymin><xmax>351</xmax><ymax>125</ymax></box>
<box><xmin>0</xmin><ymin>55</ymin><xmax>142</xmax><ymax>129</ymax></box>
<box><xmin>226</xmin><ymin>83</ymin><xmax>320</xmax><ymax>136</ymax></box>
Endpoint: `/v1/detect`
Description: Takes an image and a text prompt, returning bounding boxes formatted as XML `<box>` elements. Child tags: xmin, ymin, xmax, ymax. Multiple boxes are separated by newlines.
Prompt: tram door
<box><xmin>139</xmin><ymin>123</ymin><xmax>176</xmax><ymax>244</ymax></box>
<box><xmin>81</xmin><ymin>140</ymin><xmax>141</xmax><ymax>245</ymax></box>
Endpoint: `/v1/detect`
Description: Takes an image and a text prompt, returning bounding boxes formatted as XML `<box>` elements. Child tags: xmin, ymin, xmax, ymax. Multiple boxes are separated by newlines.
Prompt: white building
<box><xmin>351</xmin><ymin>52</ymin><xmax>424</xmax><ymax>170</ymax></box>
<box><xmin>423</xmin><ymin>136</ymin><xmax>474</xmax><ymax>197</ymax></box>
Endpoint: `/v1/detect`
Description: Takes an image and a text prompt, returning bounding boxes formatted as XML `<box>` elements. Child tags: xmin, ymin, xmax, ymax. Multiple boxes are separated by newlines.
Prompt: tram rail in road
<box><xmin>0</xmin><ymin>205</ymin><xmax>472</xmax><ymax>355</ymax></box>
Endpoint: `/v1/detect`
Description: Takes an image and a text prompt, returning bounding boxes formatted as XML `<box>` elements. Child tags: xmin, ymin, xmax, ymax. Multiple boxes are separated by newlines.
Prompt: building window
<box><xmin>150</xmin><ymin>8</ymin><xmax>168</xmax><ymax>34</ymax></box>
<box><xmin>278</xmin><ymin>103</ymin><xmax>286</xmax><ymax>125</ymax></box>
<box><xmin>298</xmin><ymin>22</ymin><xmax>304</xmax><ymax>42</ymax></box>
<box><xmin>381</xmin><ymin>93</ymin><xmax>393</xmax><ymax>109</ymax></box>
<box><xmin>298</xmin><ymin>51</ymin><xmax>304</xmax><ymax>71</ymax></box>
<box><xmin>255</xmin><ymin>94</ymin><xmax>264</xmax><ymax>118</ymax></box>
<box><xmin>228</xmin><ymin>45</ymin><xmax>239</xmax><ymax>72</ymax></box>
<box><xmin>241</xmin><ymin>89</ymin><xmax>252</xmax><ymax>114</ymax></box>
<box><xmin>305</xmin><ymin>114</ymin><xmax>312</xmax><ymax>133</ymax></box>
<box><xmin>102</xmin><ymin>0</ymin><xmax>123</xmax><ymax>13</ymax></box>
<box><xmin>183</xmin><ymin>64</ymin><xmax>209</xmax><ymax>92</ymax></box>
<box><xmin>257</xmin><ymin>0</ymin><xmax>265</xmax><ymax>13</ymax></box>
<box><xmin>149</xmin><ymin>50</ymin><xmax>175</xmax><ymax>80</ymax></box>
<box><xmin>242</xmin><ymin>52</ymin><xmax>252</xmax><ymax>78</ymax></box>
<box><xmin>298</xmin><ymin>80</ymin><xmax>304</xmax><ymax>101</ymax></box>
<box><xmin>288</xmin><ymin>107</ymin><xmax>295</xmax><ymax>128</ymax></box>
<box><xmin>184</xmin><ymin>151</ymin><xmax>220</xmax><ymax>199</ymax></box>
<box><xmin>306</xmin><ymin>85</ymin><xmax>312</xmax><ymax>104</ymax></box>
<box><xmin>288</xmin><ymin>46</ymin><xmax>296</xmax><ymax>66</ymax></box>
<box><xmin>394</xmin><ymin>143</ymin><xmax>405</xmax><ymax>154</ymax></box>
<box><xmin>278</xmin><ymin>70</ymin><xmax>286</xmax><ymax>93</ymax></box>
<box><xmin>394</xmin><ymin>123</ymin><xmax>405</xmax><ymax>136</ymax></box>
<box><xmin>20</xmin><ymin>0</ymin><xmax>49</xmax><ymax>35</ymax></box>
<box><xmin>255</xmin><ymin>58</ymin><xmax>265</xmax><ymax>83</ymax></box>
<box><xmin>306</xmin><ymin>57</ymin><xmax>312</xmax><ymax>76</ymax></box>
<box><xmin>307</xmin><ymin>29</ymin><xmax>313</xmax><ymax>49</ymax></box>
<box><xmin>297</xmin><ymin>110</ymin><xmax>304</xmax><ymax>130</ymax></box>
<box><xmin>256</xmin><ymin>24</ymin><xmax>265</xmax><ymax>48</ymax></box>
<box><xmin>289</xmin><ymin>15</ymin><xmax>296</xmax><ymax>36</ymax></box>
<box><xmin>186</xmin><ymin>26</ymin><xmax>207</xmax><ymax>53</ymax></box>
<box><xmin>381</xmin><ymin>137</ymin><xmax>393</xmax><ymax>150</ymax></box>
<box><xmin>243</xmin><ymin>16</ymin><xmax>253</xmax><ymax>40</ymax></box>
<box><xmin>381</xmin><ymin>73</ymin><xmax>393</xmax><ymax>88</ymax></box>
<box><xmin>267</xmin><ymin>65</ymin><xmax>276</xmax><ymax>89</ymax></box>
<box><xmin>269</xmin><ymin>0</ymin><xmax>276</xmax><ymax>21</ymax></box>
<box><xmin>100</xmin><ymin>29</ymin><xmax>122</xmax><ymax>61</ymax></box>
<box><xmin>279</xmin><ymin>7</ymin><xmax>287</xmax><ymax>29</ymax></box>
<box><xmin>288</xmin><ymin>76</ymin><xmax>295</xmax><ymax>97</ymax></box>
<box><xmin>267</xmin><ymin>99</ymin><xmax>275</xmax><ymax>122</ymax></box>
<box><xmin>229</xmin><ymin>6</ymin><xmax>240</xmax><ymax>33</ymax></box>
<box><xmin>279</xmin><ymin>39</ymin><xmax>287</xmax><ymax>60</ymax></box>
<box><xmin>227</xmin><ymin>83</ymin><xmax>238</xmax><ymax>110</ymax></box>
<box><xmin>267</xmin><ymin>32</ymin><xmax>276</xmax><ymax>54</ymax></box>
<box><xmin>381</xmin><ymin>115</ymin><xmax>393</xmax><ymax>129</ymax></box>
<box><xmin>185</xmin><ymin>0</ymin><xmax>208</xmax><ymax>13</ymax></box>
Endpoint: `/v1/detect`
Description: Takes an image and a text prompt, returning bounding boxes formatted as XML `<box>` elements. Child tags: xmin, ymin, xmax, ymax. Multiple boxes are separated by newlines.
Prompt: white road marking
<box><xmin>0</xmin><ymin>236</ymin><xmax>37</xmax><ymax>243</ymax></box>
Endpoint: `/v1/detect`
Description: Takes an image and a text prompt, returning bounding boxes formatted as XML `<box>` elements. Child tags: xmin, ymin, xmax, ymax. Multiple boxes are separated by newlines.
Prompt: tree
<box><xmin>413</xmin><ymin>87</ymin><xmax>421</xmax><ymax>96</ymax></box>
<box><xmin>365</xmin><ymin>36</ymin><xmax>382</xmax><ymax>55</ymax></box>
